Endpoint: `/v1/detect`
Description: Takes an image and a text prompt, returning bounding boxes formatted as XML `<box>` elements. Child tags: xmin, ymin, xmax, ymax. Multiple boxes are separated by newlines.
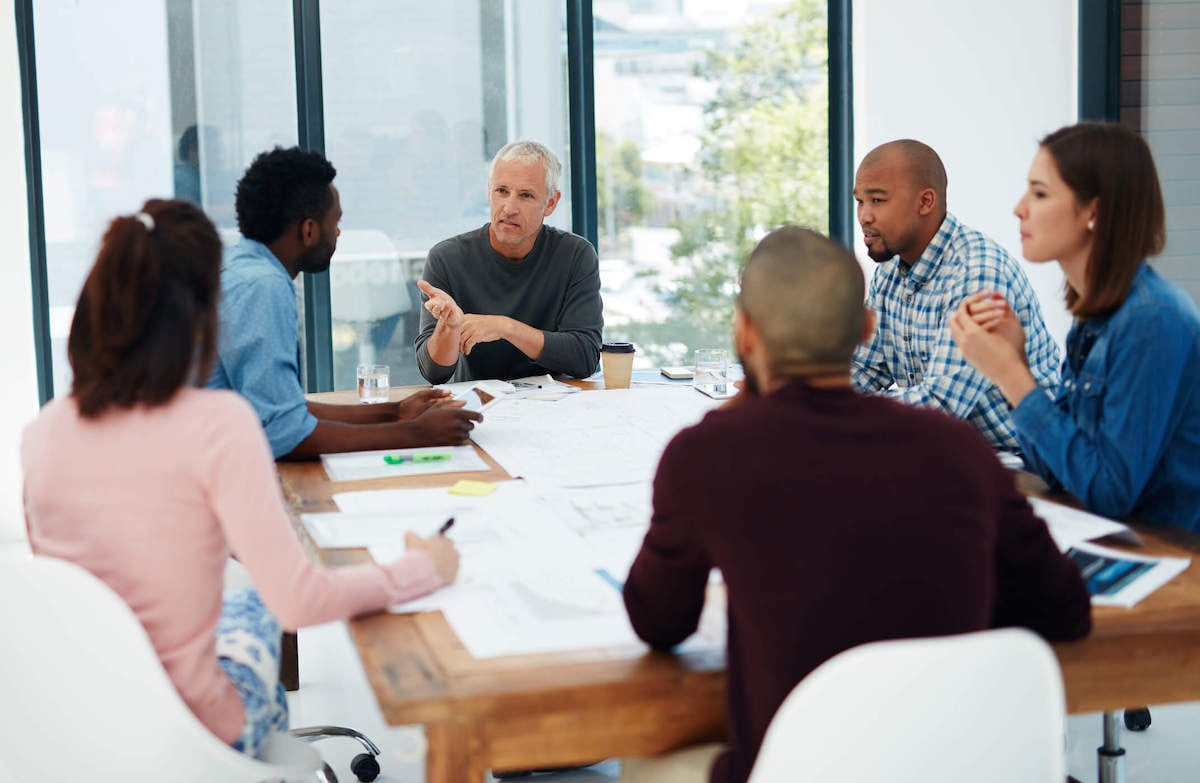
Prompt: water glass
<box><xmin>693</xmin><ymin>349</ymin><xmax>729</xmax><ymax>396</ymax></box>
<box><xmin>357</xmin><ymin>364</ymin><xmax>390</xmax><ymax>404</ymax></box>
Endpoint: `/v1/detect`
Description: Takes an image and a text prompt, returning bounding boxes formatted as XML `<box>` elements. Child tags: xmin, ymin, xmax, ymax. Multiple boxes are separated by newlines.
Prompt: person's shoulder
<box><xmin>873</xmin><ymin>391</ymin><xmax>999</xmax><ymax>462</ymax></box>
<box><xmin>169</xmin><ymin>389</ymin><xmax>270</xmax><ymax>448</ymax></box>
<box><xmin>22</xmin><ymin>395</ymin><xmax>73</xmax><ymax>443</ymax></box>
<box><xmin>542</xmin><ymin>225</ymin><xmax>597</xmax><ymax>259</ymax></box>
<box><xmin>944</xmin><ymin>217</ymin><xmax>1015</xmax><ymax>267</ymax></box>
<box><xmin>222</xmin><ymin>243</ymin><xmax>289</xmax><ymax>294</ymax></box>
<box><xmin>1117</xmin><ymin>266</ymin><xmax>1200</xmax><ymax>341</ymax></box>
<box><xmin>171</xmin><ymin>388</ymin><xmax>260</xmax><ymax>423</ymax></box>
<box><xmin>429</xmin><ymin>224</ymin><xmax>489</xmax><ymax>261</ymax></box>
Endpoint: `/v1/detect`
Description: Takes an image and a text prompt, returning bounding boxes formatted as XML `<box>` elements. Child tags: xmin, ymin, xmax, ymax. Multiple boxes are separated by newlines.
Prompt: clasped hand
<box><xmin>418</xmin><ymin>280</ymin><xmax>514</xmax><ymax>355</ymax></box>
<box><xmin>949</xmin><ymin>291</ymin><xmax>1028</xmax><ymax>381</ymax></box>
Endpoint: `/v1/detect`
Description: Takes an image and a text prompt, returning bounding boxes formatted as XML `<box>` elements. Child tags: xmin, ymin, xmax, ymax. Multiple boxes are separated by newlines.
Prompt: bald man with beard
<box><xmin>851</xmin><ymin>139</ymin><xmax>1060</xmax><ymax>457</ymax></box>
<box><xmin>620</xmin><ymin>227</ymin><xmax>1090</xmax><ymax>783</ymax></box>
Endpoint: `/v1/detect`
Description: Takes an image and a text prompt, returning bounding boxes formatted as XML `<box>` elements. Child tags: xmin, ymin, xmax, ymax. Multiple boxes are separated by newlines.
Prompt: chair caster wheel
<box><xmin>1124</xmin><ymin>707</ymin><xmax>1151</xmax><ymax>732</ymax></box>
<box><xmin>351</xmin><ymin>751</ymin><xmax>381</xmax><ymax>782</ymax></box>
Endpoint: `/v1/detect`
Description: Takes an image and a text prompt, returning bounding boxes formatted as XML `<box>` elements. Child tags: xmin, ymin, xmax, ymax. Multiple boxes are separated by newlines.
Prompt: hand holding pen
<box><xmin>404</xmin><ymin>527</ymin><xmax>459</xmax><ymax>585</ymax></box>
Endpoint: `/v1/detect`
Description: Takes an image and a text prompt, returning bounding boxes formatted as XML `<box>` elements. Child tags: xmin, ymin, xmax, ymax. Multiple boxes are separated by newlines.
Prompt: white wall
<box><xmin>853</xmin><ymin>0</ymin><xmax>1077</xmax><ymax>348</ymax></box>
<box><xmin>1</xmin><ymin>13</ymin><xmax>38</xmax><ymax>547</ymax></box>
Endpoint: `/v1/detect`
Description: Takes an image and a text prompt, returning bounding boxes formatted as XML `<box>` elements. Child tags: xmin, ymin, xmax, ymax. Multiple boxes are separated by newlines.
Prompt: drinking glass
<box><xmin>356</xmin><ymin>364</ymin><xmax>390</xmax><ymax>404</ymax></box>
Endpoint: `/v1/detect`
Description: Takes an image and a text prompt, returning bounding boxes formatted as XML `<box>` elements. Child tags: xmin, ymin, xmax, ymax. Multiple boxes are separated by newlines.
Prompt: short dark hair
<box><xmin>68</xmin><ymin>199</ymin><xmax>223</xmax><ymax>418</ymax></box>
<box><xmin>1040</xmin><ymin>123</ymin><xmax>1165</xmax><ymax>317</ymax></box>
<box><xmin>234</xmin><ymin>146</ymin><xmax>337</xmax><ymax>244</ymax></box>
<box><xmin>739</xmin><ymin>226</ymin><xmax>866</xmax><ymax>376</ymax></box>
<box><xmin>178</xmin><ymin>124</ymin><xmax>198</xmax><ymax>162</ymax></box>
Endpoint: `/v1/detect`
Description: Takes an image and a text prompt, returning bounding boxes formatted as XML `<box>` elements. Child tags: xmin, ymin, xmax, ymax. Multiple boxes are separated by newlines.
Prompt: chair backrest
<box><xmin>0</xmin><ymin>553</ymin><xmax>320</xmax><ymax>782</ymax></box>
<box><xmin>747</xmin><ymin>628</ymin><xmax>1066</xmax><ymax>783</ymax></box>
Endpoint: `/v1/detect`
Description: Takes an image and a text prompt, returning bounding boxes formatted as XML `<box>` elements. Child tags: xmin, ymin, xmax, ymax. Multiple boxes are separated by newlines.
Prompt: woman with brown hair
<box><xmin>951</xmin><ymin>122</ymin><xmax>1200</xmax><ymax>531</ymax></box>
<box><xmin>22</xmin><ymin>199</ymin><xmax>458</xmax><ymax>756</ymax></box>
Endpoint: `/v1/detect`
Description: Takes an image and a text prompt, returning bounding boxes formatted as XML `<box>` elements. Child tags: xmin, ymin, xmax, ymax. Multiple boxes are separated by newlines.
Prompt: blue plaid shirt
<box><xmin>852</xmin><ymin>213</ymin><xmax>1061</xmax><ymax>453</ymax></box>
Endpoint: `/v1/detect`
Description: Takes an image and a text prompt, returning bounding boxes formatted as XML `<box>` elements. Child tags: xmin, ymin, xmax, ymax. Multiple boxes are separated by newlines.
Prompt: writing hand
<box><xmin>404</xmin><ymin>530</ymin><xmax>459</xmax><ymax>585</ymax></box>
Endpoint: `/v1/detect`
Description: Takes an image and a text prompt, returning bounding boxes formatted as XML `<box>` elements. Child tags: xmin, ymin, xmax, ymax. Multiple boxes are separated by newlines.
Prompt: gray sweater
<box><xmin>414</xmin><ymin>224</ymin><xmax>604</xmax><ymax>383</ymax></box>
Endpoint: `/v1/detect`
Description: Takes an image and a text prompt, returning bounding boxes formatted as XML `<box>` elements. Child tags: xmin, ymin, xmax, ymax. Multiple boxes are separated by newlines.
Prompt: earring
<box><xmin>1087</xmin><ymin>220</ymin><xmax>1095</xmax><ymax>232</ymax></box>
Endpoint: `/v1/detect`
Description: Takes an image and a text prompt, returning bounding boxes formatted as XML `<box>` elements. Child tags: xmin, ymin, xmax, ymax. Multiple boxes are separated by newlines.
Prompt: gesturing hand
<box><xmin>417</xmin><ymin>280</ymin><xmax>464</xmax><ymax>328</ymax></box>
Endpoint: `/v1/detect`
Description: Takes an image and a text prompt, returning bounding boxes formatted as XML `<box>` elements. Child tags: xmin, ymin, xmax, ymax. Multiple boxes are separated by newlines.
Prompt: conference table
<box><xmin>278</xmin><ymin>384</ymin><xmax>1200</xmax><ymax>783</ymax></box>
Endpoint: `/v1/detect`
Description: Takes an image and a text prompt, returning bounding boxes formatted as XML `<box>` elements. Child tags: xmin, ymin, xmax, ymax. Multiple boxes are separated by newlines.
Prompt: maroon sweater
<box><xmin>624</xmin><ymin>381</ymin><xmax>1091</xmax><ymax>783</ymax></box>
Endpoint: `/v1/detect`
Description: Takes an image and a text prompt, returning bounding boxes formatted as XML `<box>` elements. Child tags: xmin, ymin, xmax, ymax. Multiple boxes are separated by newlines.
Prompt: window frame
<box><xmin>18</xmin><ymin>0</ymin><xmax>854</xmax><ymax>403</ymax></box>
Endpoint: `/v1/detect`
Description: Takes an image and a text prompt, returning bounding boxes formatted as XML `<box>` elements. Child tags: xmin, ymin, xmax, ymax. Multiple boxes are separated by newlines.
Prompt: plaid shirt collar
<box><xmin>901</xmin><ymin>212</ymin><xmax>960</xmax><ymax>288</ymax></box>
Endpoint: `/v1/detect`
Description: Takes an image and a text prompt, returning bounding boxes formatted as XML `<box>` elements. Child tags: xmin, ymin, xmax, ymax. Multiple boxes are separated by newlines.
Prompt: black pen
<box><xmin>437</xmin><ymin>516</ymin><xmax>455</xmax><ymax>536</ymax></box>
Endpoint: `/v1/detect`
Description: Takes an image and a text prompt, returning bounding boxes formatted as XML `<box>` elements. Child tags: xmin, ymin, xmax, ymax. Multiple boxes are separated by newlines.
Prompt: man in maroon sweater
<box><xmin>621</xmin><ymin>227</ymin><xmax>1091</xmax><ymax>783</ymax></box>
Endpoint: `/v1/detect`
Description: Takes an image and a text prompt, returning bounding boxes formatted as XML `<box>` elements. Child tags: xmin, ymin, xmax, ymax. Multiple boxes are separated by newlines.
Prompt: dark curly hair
<box><xmin>69</xmin><ymin>199</ymin><xmax>222</xmax><ymax>417</ymax></box>
<box><xmin>234</xmin><ymin>146</ymin><xmax>337</xmax><ymax>244</ymax></box>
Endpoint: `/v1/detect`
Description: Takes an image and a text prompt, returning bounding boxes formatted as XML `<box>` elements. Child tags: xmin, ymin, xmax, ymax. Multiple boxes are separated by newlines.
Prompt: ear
<box><xmin>299</xmin><ymin>217</ymin><xmax>321</xmax><ymax>249</ymax></box>
<box><xmin>734</xmin><ymin>307</ymin><xmax>757</xmax><ymax>358</ymax></box>
<box><xmin>916</xmin><ymin>187</ymin><xmax>937</xmax><ymax>217</ymax></box>
<box><xmin>1083</xmin><ymin>196</ymin><xmax>1099</xmax><ymax>226</ymax></box>
<box><xmin>543</xmin><ymin>190</ymin><xmax>562</xmax><ymax>217</ymax></box>
<box><xmin>860</xmin><ymin>308</ymin><xmax>876</xmax><ymax>345</ymax></box>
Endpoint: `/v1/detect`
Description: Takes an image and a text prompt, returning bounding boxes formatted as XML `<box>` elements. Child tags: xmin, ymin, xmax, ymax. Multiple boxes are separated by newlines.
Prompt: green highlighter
<box><xmin>383</xmin><ymin>452</ymin><xmax>452</xmax><ymax>465</ymax></box>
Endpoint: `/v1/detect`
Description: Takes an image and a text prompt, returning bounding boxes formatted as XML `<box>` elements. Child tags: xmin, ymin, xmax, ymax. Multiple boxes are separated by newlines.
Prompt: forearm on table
<box><xmin>282</xmin><ymin>419</ymin><xmax>430</xmax><ymax>459</ymax></box>
<box><xmin>307</xmin><ymin>400</ymin><xmax>397</xmax><ymax>424</ymax></box>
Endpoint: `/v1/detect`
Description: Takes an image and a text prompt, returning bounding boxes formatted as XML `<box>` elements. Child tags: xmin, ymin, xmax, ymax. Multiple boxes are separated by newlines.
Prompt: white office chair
<box><xmin>747</xmin><ymin>628</ymin><xmax>1066</xmax><ymax>782</ymax></box>
<box><xmin>0</xmin><ymin>552</ymin><xmax>337</xmax><ymax>782</ymax></box>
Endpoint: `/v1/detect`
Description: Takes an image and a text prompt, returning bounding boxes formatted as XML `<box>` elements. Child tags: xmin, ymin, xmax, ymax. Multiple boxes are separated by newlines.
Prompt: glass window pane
<box><xmin>593</xmin><ymin>0</ymin><xmax>829</xmax><ymax>367</ymax></box>
<box><xmin>36</xmin><ymin>0</ymin><xmax>173</xmax><ymax>396</ymax></box>
<box><xmin>321</xmin><ymin>1</ymin><xmax>572</xmax><ymax>389</ymax></box>
<box><xmin>35</xmin><ymin>0</ymin><xmax>297</xmax><ymax>395</ymax></box>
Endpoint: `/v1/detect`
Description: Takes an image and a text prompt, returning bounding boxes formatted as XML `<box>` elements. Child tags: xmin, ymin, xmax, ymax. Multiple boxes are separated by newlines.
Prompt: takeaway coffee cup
<box><xmin>600</xmin><ymin>342</ymin><xmax>636</xmax><ymax>389</ymax></box>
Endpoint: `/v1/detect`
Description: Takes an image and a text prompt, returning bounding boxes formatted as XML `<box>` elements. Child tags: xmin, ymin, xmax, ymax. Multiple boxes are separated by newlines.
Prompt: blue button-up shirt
<box><xmin>1013</xmin><ymin>263</ymin><xmax>1200</xmax><ymax>531</ymax></box>
<box><xmin>207</xmin><ymin>239</ymin><xmax>318</xmax><ymax>458</ymax></box>
<box><xmin>852</xmin><ymin>213</ymin><xmax>1061</xmax><ymax>453</ymax></box>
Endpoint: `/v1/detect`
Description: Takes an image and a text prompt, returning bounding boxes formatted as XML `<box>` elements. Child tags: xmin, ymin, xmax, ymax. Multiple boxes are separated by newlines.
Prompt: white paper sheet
<box><xmin>320</xmin><ymin>445</ymin><xmax>489</xmax><ymax>483</ymax></box>
<box><xmin>1028</xmin><ymin>497</ymin><xmax>1142</xmax><ymax>552</ymax></box>
<box><xmin>471</xmin><ymin>387</ymin><xmax>717</xmax><ymax>487</ymax></box>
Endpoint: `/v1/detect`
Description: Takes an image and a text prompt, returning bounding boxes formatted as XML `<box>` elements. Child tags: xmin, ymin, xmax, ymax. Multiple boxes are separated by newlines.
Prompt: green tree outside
<box><xmin>614</xmin><ymin>0</ymin><xmax>829</xmax><ymax>366</ymax></box>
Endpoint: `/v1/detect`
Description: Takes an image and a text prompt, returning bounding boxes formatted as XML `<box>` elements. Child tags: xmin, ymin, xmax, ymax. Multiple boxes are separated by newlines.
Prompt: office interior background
<box><xmin>0</xmin><ymin>0</ymin><xmax>1196</xmax><ymax>548</ymax></box>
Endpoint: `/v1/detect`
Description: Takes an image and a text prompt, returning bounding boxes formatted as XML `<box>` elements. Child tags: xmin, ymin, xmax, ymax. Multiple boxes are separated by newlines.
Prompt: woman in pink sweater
<box><xmin>22</xmin><ymin>199</ymin><xmax>458</xmax><ymax>757</ymax></box>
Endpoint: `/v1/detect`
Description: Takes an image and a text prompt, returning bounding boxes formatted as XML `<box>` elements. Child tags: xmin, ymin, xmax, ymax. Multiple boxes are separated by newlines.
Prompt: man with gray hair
<box><xmin>621</xmin><ymin>227</ymin><xmax>1089</xmax><ymax>783</ymax></box>
<box><xmin>415</xmin><ymin>140</ymin><xmax>603</xmax><ymax>382</ymax></box>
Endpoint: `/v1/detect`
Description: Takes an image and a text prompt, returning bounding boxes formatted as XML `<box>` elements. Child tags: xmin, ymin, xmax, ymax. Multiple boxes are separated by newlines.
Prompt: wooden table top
<box><xmin>282</xmin><ymin>385</ymin><xmax>1200</xmax><ymax>734</ymax></box>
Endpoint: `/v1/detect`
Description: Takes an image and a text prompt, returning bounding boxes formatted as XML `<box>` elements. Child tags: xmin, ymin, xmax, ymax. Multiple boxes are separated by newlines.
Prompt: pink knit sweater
<box><xmin>22</xmin><ymin>388</ymin><xmax>441</xmax><ymax>743</ymax></box>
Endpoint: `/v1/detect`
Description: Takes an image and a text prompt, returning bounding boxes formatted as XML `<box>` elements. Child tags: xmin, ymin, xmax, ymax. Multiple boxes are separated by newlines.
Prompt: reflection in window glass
<box><xmin>35</xmin><ymin>0</ymin><xmax>297</xmax><ymax>395</ymax></box>
<box><xmin>321</xmin><ymin>1</ymin><xmax>572</xmax><ymax>389</ymax></box>
<box><xmin>594</xmin><ymin>0</ymin><xmax>829</xmax><ymax>366</ymax></box>
<box><xmin>35</xmin><ymin>0</ymin><xmax>173</xmax><ymax>396</ymax></box>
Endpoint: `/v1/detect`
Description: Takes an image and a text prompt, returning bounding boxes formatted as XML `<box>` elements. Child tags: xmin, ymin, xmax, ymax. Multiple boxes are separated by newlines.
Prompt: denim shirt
<box><xmin>207</xmin><ymin>239</ymin><xmax>318</xmax><ymax>458</ymax></box>
<box><xmin>1012</xmin><ymin>263</ymin><xmax>1200</xmax><ymax>531</ymax></box>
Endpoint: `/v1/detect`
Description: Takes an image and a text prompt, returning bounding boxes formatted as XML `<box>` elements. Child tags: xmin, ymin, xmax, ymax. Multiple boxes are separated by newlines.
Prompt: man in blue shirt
<box><xmin>209</xmin><ymin>146</ymin><xmax>481</xmax><ymax>459</ymax></box>
<box><xmin>851</xmin><ymin>139</ymin><xmax>1060</xmax><ymax>455</ymax></box>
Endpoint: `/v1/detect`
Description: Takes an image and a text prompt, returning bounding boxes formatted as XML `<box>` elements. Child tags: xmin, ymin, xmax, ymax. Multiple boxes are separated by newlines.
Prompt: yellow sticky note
<box><xmin>448</xmin><ymin>479</ymin><xmax>498</xmax><ymax>497</ymax></box>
